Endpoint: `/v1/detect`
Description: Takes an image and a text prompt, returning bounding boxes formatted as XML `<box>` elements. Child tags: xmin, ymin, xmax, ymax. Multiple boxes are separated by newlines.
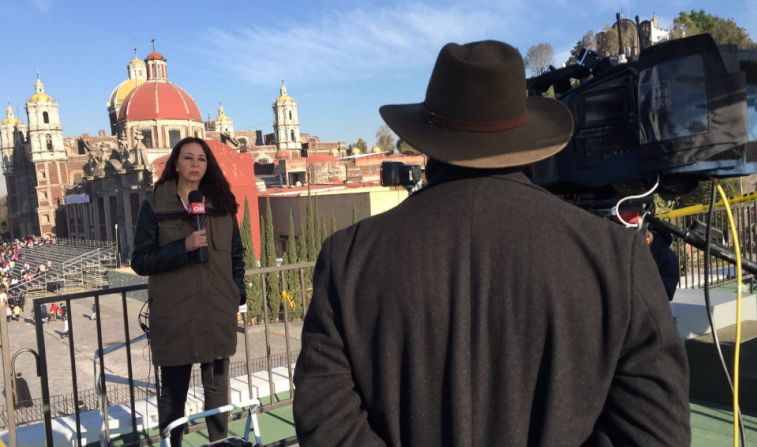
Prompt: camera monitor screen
<box><xmin>582</xmin><ymin>89</ymin><xmax>626</xmax><ymax>126</ymax></box>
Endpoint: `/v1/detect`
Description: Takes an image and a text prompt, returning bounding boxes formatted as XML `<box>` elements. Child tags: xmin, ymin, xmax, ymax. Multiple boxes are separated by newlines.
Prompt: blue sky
<box><xmin>0</xmin><ymin>0</ymin><xmax>756</xmax><ymax>149</ymax></box>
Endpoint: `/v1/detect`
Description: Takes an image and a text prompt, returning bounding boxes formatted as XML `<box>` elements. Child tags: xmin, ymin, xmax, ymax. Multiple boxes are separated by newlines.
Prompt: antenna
<box><xmin>150</xmin><ymin>38</ymin><xmax>156</xmax><ymax>52</ymax></box>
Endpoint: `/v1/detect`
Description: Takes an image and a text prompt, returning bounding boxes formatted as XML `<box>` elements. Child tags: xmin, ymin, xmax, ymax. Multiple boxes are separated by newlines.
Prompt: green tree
<box><xmin>263</xmin><ymin>198</ymin><xmax>281</xmax><ymax>320</ymax></box>
<box><xmin>285</xmin><ymin>211</ymin><xmax>302</xmax><ymax>318</ymax></box>
<box><xmin>239</xmin><ymin>196</ymin><xmax>263</xmax><ymax>323</ymax></box>
<box><xmin>239</xmin><ymin>197</ymin><xmax>256</xmax><ymax>269</ymax></box>
<box><xmin>396</xmin><ymin>139</ymin><xmax>419</xmax><ymax>154</ymax></box>
<box><xmin>245</xmin><ymin>245</ymin><xmax>264</xmax><ymax>324</ymax></box>
<box><xmin>524</xmin><ymin>43</ymin><xmax>554</xmax><ymax>76</ymax></box>
<box><xmin>259</xmin><ymin>215</ymin><xmax>266</xmax><ymax>264</ymax></box>
<box><xmin>298</xmin><ymin>218</ymin><xmax>308</xmax><ymax>266</ymax></box>
<box><xmin>672</xmin><ymin>10</ymin><xmax>757</xmax><ymax>47</ymax></box>
<box><xmin>306</xmin><ymin>194</ymin><xmax>317</xmax><ymax>261</ymax></box>
<box><xmin>566</xmin><ymin>30</ymin><xmax>595</xmax><ymax>65</ymax></box>
<box><xmin>313</xmin><ymin>198</ymin><xmax>323</xmax><ymax>253</ymax></box>
<box><xmin>375</xmin><ymin>125</ymin><xmax>395</xmax><ymax>152</ymax></box>
<box><xmin>353</xmin><ymin>138</ymin><xmax>368</xmax><ymax>154</ymax></box>
<box><xmin>677</xmin><ymin>178</ymin><xmax>741</xmax><ymax>207</ymax></box>
<box><xmin>321</xmin><ymin>215</ymin><xmax>328</xmax><ymax>245</ymax></box>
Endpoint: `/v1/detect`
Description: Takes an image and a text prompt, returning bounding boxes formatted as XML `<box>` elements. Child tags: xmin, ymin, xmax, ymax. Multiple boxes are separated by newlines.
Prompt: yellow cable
<box><xmin>716</xmin><ymin>181</ymin><xmax>742</xmax><ymax>447</ymax></box>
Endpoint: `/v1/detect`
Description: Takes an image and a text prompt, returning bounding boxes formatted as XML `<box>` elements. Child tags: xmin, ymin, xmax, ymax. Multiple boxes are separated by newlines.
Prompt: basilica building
<box><xmin>0</xmin><ymin>46</ymin><xmax>394</xmax><ymax>262</ymax></box>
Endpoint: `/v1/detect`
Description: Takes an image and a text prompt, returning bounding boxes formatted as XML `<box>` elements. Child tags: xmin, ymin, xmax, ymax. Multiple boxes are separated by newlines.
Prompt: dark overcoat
<box><xmin>131</xmin><ymin>181</ymin><xmax>246</xmax><ymax>367</ymax></box>
<box><xmin>293</xmin><ymin>172</ymin><xmax>690</xmax><ymax>446</ymax></box>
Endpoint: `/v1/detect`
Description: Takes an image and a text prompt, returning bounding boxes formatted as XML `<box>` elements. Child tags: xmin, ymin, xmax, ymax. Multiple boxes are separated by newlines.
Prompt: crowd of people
<box><xmin>0</xmin><ymin>235</ymin><xmax>58</xmax><ymax>324</ymax></box>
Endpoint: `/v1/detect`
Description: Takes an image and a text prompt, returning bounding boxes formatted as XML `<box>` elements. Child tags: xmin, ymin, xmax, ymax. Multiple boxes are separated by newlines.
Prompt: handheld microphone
<box><xmin>188</xmin><ymin>190</ymin><xmax>208</xmax><ymax>264</ymax></box>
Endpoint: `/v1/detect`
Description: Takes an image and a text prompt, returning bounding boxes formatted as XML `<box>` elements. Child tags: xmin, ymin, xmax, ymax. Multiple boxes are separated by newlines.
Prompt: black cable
<box><xmin>703</xmin><ymin>180</ymin><xmax>746</xmax><ymax>447</ymax></box>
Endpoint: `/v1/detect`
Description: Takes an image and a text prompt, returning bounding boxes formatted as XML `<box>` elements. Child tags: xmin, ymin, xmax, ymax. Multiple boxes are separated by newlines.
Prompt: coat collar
<box><xmin>152</xmin><ymin>181</ymin><xmax>185</xmax><ymax>215</ymax></box>
<box><xmin>152</xmin><ymin>181</ymin><xmax>220</xmax><ymax>216</ymax></box>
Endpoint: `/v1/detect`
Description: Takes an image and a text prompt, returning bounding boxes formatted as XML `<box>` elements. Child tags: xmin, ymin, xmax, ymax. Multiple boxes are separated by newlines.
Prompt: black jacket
<box><xmin>294</xmin><ymin>172</ymin><xmax>690</xmax><ymax>446</ymax></box>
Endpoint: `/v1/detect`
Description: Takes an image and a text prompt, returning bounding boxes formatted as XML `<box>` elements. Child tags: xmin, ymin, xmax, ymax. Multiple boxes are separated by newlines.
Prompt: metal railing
<box><xmin>0</xmin><ymin>352</ymin><xmax>300</xmax><ymax>429</ymax></box>
<box><xmin>664</xmin><ymin>200</ymin><xmax>757</xmax><ymax>289</ymax></box>
<box><xmin>2</xmin><ymin>261</ymin><xmax>314</xmax><ymax>446</ymax></box>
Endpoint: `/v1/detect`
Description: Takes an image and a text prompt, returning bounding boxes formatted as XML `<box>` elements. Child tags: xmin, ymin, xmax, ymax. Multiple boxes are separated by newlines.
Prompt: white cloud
<box><xmin>29</xmin><ymin>0</ymin><xmax>51</xmax><ymax>12</ymax></box>
<box><xmin>191</xmin><ymin>0</ymin><xmax>530</xmax><ymax>85</ymax></box>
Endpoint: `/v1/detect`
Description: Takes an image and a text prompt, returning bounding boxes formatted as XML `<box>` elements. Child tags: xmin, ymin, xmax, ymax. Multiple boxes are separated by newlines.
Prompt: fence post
<box><xmin>0</xmin><ymin>301</ymin><xmax>17</xmax><ymax>447</ymax></box>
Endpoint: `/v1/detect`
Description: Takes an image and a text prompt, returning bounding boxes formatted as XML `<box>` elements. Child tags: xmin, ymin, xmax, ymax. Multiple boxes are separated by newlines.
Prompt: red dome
<box><xmin>118</xmin><ymin>81</ymin><xmax>202</xmax><ymax>122</ymax></box>
<box><xmin>146</xmin><ymin>51</ymin><xmax>165</xmax><ymax>61</ymax></box>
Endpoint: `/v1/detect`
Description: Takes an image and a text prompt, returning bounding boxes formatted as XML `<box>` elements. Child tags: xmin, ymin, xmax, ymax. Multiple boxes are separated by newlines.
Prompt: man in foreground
<box><xmin>294</xmin><ymin>40</ymin><xmax>690</xmax><ymax>446</ymax></box>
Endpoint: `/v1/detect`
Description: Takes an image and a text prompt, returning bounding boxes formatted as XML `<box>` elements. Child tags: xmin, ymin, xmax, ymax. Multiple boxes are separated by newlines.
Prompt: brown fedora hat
<box><xmin>380</xmin><ymin>40</ymin><xmax>574</xmax><ymax>168</ymax></box>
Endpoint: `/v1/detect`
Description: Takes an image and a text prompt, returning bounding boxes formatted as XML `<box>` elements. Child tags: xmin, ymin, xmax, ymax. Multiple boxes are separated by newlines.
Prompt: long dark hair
<box><xmin>157</xmin><ymin>137</ymin><xmax>239</xmax><ymax>214</ymax></box>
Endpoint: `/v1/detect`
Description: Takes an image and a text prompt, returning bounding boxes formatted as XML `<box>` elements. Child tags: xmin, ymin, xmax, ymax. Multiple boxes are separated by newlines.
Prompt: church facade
<box><xmin>0</xmin><ymin>46</ymin><xmax>406</xmax><ymax>262</ymax></box>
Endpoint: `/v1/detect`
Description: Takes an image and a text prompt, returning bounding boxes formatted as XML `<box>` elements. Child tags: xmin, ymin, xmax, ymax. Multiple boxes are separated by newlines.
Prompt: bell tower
<box><xmin>26</xmin><ymin>74</ymin><xmax>66</xmax><ymax>162</ymax></box>
<box><xmin>272</xmin><ymin>81</ymin><xmax>301</xmax><ymax>151</ymax></box>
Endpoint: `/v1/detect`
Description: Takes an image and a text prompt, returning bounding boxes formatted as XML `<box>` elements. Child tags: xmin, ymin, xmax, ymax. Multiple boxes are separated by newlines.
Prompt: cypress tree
<box><xmin>286</xmin><ymin>211</ymin><xmax>301</xmax><ymax>317</ymax></box>
<box><xmin>245</xmin><ymin>239</ymin><xmax>264</xmax><ymax>324</ymax></box>
<box><xmin>306</xmin><ymin>194</ymin><xmax>317</xmax><ymax>261</ymax></box>
<box><xmin>240</xmin><ymin>197</ymin><xmax>256</xmax><ymax>269</ymax></box>
<box><xmin>264</xmin><ymin>198</ymin><xmax>281</xmax><ymax>321</ymax></box>
<box><xmin>240</xmin><ymin>196</ymin><xmax>263</xmax><ymax>323</ymax></box>
<box><xmin>298</xmin><ymin>218</ymin><xmax>308</xmax><ymax>266</ymax></box>
<box><xmin>259</xmin><ymin>215</ymin><xmax>266</xmax><ymax>265</ymax></box>
<box><xmin>320</xmin><ymin>215</ymin><xmax>328</xmax><ymax>246</ymax></box>
<box><xmin>298</xmin><ymin>211</ymin><xmax>313</xmax><ymax>304</ymax></box>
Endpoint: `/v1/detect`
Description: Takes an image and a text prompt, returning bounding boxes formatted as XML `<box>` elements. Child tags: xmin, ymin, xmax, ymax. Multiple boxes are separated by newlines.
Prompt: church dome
<box><xmin>216</xmin><ymin>104</ymin><xmax>231</xmax><ymax>122</ymax></box>
<box><xmin>129</xmin><ymin>53</ymin><xmax>145</xmax><ymax>67</ymax></box>
<box><xmin>2</xmin><ymin>106</ymin><xmax>22</xmax><ymax>126</ymax></box>
<box><xmin>274</xmin><ymin>81</ymin><xmax>297</xmax><ymax>105</ymax></box>
<box><xmin>108</xmin><ymin>79</ymin><xmax>143</xmax><ymax>109</ymax></box>
<box><xmin>118</xmin><ymin>81</ymin><xmax>202</xmax><ymax>122</ymax></box>
<box><xmin>28</xmin><ymin>79</ymin><xmax>52</xmax><ymax>103</ymax></box>
<box><xmin>146</xmin><ymin>51</ymin><xmax>166</xmax><ymax>61</ymax></box>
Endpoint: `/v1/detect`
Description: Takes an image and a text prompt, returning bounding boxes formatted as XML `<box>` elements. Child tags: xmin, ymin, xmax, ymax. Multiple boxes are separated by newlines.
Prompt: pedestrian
<box><xmin>39</xmin><ymin>303</ymin><xmax>48</xmax><ymax>323</ymax></box>
<box><xmin>293</xmin><ymin>40</ymin><xmax>690</xmax><ymax>446</ymax></box>
<box><xmin>12</xmin><ymin>304</ymin><xmax>20</xmax><ymax>322</ymax></box>
<box><xmin>61</xmin><ymin>317</ymin><xmax>69</xmax><ymax>338</ymax></box>
<box><xmin>90</xmin><ymin>302</ymin><xmax>97</xmax><ymax>321</ymax></box>
<box><xmin>49</xmin><ymin>302</ymin><xmax>57</xmax><ymax>321</ymax></box>
<box><xmin>131</xmin><ymin>137</ymin><xmax>246</xmax><ymax>446</ymax></box>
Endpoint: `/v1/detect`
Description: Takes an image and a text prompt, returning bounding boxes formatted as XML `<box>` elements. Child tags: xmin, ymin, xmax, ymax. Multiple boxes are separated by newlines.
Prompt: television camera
<box><xmin>527</xmin><ymin>21</ymin><xmax>757</xmax><ymax>272</ymax></box>
<box><xmin>528</xmin><ymin>30</ymin><xmax>757</xmax><ymax>202</ymax></box>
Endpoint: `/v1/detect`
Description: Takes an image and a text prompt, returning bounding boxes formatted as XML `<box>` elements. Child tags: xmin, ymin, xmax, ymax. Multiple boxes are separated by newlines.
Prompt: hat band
<box><xmin>422</xmin><ymin>104</ymin><xmax>525</xmax><ymax>132</ymax></box>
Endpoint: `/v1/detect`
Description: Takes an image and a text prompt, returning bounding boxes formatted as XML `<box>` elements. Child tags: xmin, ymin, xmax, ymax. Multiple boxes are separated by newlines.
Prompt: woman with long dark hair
<box><xmin>131</xmin><ymin>137</ymin><xmax>246</xmax><ymax>445</ymax></box>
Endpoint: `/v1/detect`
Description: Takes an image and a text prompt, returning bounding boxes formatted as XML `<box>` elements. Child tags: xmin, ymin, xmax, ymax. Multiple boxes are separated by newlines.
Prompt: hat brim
<box><xmin>379</xmin><ymin>96</ymin><xmax>574</xmax><ymax>169</ymax></box>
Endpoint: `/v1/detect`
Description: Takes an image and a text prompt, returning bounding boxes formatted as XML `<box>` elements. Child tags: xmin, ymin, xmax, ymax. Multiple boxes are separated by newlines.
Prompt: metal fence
<box><xmin>1</xmin><ymin>261</ymin><xmax>314</xmax><ymax>447</ymax></box>
<box><xmin>0</xmin><ymin>351</ymin><xmax>300</xmax><ymax>430</ymax></box>
<box><xmin>664</xmin><ymin>199</ymin><xmax>757</xmax><ymax>289</ymax></box>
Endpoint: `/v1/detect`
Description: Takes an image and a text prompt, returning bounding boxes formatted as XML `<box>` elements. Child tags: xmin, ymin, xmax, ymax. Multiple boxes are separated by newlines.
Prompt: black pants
<box><xmin>158</xmin><ymin>358</ymin><xmax>230</xmax><ymax>446</ymax></box>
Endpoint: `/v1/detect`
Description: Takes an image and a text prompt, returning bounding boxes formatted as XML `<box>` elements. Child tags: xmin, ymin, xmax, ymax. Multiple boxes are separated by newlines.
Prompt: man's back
<box><xmin>294</xmin><ymin>172</ymin><xmax>689</xmax><ymax>446</ymax></box>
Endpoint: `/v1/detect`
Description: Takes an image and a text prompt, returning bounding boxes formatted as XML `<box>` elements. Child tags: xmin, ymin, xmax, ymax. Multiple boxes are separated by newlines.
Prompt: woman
<box><xmin>131</xmin><ymin>137</ymin><xmax>246</xmax><ymax>445</ymax></box>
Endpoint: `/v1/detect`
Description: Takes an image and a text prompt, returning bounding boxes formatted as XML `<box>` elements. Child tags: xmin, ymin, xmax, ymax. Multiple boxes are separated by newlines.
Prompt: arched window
<box><xmin>46</xmin><ymin>134</ymin><xmax>53</xmax><ymax>150</ymax></box>
<box><xmin>43</xmin><ymin>112</ymin><xmax>49</xmax><ymax>124</ymax></box>
<box><xmin>290</xmin><ymin>130</ymin><xmax>295</xmax><ymax>141</ymax></box>
<box><xmin>288</xmin><ymin>110</ymin><xmax>292</xmax><ymax>120</ymax></box>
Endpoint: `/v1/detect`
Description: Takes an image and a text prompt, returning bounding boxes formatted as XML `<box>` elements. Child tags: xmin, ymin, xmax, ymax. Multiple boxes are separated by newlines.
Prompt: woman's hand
<box><xmin>185</xmin><ymin>229</ymin><xmax>208</xmax><ymax>252</ymax></box>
